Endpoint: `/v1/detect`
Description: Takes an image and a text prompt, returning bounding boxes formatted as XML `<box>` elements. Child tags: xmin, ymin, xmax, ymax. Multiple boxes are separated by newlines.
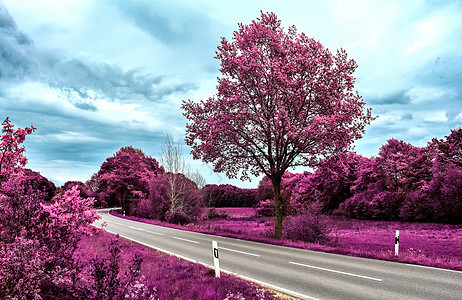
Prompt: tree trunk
<box><xmin>272</xmin><ymin>176</ymin><xmax>284</xmax><ymax>239</ymax></box>
<box><xmin>121</xmin><ymin>189</ymin><xmax>128</xmax><ymax>215</ymax></box>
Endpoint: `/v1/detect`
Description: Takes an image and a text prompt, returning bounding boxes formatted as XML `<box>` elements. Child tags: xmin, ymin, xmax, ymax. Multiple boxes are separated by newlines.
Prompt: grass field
<box><xmin>111</xmin><ymin>208</ymin><xmax>462</xmax><ymax>271</ymax></box>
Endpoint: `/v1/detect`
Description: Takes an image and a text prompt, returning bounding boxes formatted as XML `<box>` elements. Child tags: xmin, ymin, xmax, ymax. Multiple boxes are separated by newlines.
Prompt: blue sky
<box><xmin>1</xmin><ymin>0</ymin><xmax>461</xmax><ymax>188</ymax></box>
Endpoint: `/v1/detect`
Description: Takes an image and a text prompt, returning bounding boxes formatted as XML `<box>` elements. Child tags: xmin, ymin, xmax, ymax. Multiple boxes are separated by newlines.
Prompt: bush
<box><xmin>255</xmin><ymin>199</ymin><xmax>275</xmax><ymax>217</ymax></box>
<box><xmin>283</xmin><ymin>203</ymin><xmax>331</xmax><ymax>244</ymax></box>
<box><xmin>205</xmin><ymin>208</ymin><xmax>229</xmax><ymax>220</ymax></box>
<box><xmin>165</xmin><ymin>210</ymin><xmax>191</xmax><ymax>225</ymax></box>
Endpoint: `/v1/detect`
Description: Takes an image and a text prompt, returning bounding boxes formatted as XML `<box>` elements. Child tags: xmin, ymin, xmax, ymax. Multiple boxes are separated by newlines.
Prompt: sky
<box><xmin>0</xmin><ymin>0</ymin><xmax>461</xmax><ymax>188</ymax></box>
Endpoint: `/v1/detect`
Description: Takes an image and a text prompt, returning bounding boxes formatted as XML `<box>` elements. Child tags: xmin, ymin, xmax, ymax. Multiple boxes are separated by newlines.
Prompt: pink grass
<box><xmin>216</xmin><ymin>207</ymin><xmax>257</xmax><ymax>218</ymax></box>
<box><xmin>75</xmin><ymin>229</ymin><xmax>278</xmax><ymax>300</ymax></box>
<box><xmin>110</xmin><ymin>209</ymin><xmax>462</xmax><ymax>271</ymax></box>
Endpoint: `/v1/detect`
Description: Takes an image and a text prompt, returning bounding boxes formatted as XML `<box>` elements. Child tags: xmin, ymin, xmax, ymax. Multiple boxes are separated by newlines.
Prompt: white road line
<box><xmin>405</xmin><ymin>263</ymin><xmax>462</xmax><ymax>273</ymax></box>
<box><xmin>104</xmin><ymin>229</ymin><xmax>316</xmax><ymax>300</ymax></box>
<box><xmin>145</xmin><ymin>230</ymin><xmax>164</xmax><ymax>236</ymax></box>
<box><xmin>172</xmin><ymin>236</ymin><xmax>200</xmax><ymax>244</ymax></box>
<box><xmin>128</xmin><ymin>226</ymin><xmax>145</xmax><ymax>231</ymax></box>
<box><xmin>220</xmin><ymin>246</ymin><xmax>261</xmax><ymax>257</ymax></box>
<box><xmin>289</xmin><ymin>262</ymin><xmax>382</xmax><ymax>282</ymax></box>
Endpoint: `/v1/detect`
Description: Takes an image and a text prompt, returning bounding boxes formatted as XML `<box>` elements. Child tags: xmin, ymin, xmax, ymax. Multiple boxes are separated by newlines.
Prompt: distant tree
<box><xmin>159</xmin><ymin>134</ymin><xmax>205</xmax><ymax>219</ymax></box>
<box><xmin>339</xmin><ymin>139</ymin><xmax>435</xmax><ymax>220</ymax></box>
<box><xmin>164</xmin><ymin>172</ymin><xmax>202</xmax><ymax>223</ymax></box>
<box><xmin>0</xmin><ymin>117</ymin><xmax>35</xmax><ymax>181</ymax></box>
<box><xmin>256</xmin><ymin>176</ymin><xmax>274</xmax><ymax>204</ymax></box>
<box><xmin>432</xmin><ymin>127</ymin><xmax>462</xmax><ymax>168</ymax></box>
<box><xmin>93</xmin><ymin>146</ymin><xmax>163</xmax><ymax>214</ymax></box>
<box><xmin>62</xmin><ymin>180</ymin><xmax>93</xmax><ymax>199</ymax></box>
<box><xmin>201</xmin><ymin>184</ymin><xmax>257</xmax><ymax>207</ymax></box>
<box><xmin>182</xmin><ymin>12</ymin><xmax>374</xmax><ymax>238</ymax></box>
<box><xmin>400</xmin><ymin>129</ymin><xmax>462</xmax><ymax>222</ymax></box>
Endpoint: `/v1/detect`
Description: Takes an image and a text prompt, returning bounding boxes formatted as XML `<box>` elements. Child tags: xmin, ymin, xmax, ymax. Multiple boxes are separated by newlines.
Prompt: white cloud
<box><xmin>424</xmin><ymin>111</ymin><xmax>448</xmax><ymax>122</ymax></box>
<box><xmin>46</xmin><ymin>131</ymin><xmax>105</xmax><ymax>143</ymax></box>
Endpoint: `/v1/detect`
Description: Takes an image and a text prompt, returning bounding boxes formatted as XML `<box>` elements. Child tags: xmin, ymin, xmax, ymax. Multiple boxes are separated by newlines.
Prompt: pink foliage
<box><xmin>0</xmin><ymin>117</ymin><xmax>36</xmax><ymax>180</ymax></box>
<box><xmin>0</xmin><ymin>173</ymin><xmax>101</xmax><ymax>298</ymax></box>
<box><xmin>182</xmin><ymin>11</ymin><xmax>374</xmax><ymax>238</ymax></box>
<box><xmin>92</xmin><ymin>146</ymin><xmax>163</xmax><ymax>213</ymax></box>
<box><xmin>202</xmin><ymin>184</ymin><xmax>257</xmax><ymax>207</ymax></box>
<box><xmin>132</xmin><ymin>174</ymin><xmax>170</xmax><ymax>220</ymax></box>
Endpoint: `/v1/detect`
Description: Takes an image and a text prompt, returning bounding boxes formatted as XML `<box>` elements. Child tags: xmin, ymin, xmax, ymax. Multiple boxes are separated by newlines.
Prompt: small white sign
<box><xmin>395</xmin><ymin>230</ymin><xmax>399</xmax><ymax>256</ymax></box>
<box><xmin>212</xmin><ymin>240</ymin><xmax>220</xmax><ymax>277</ymax></box>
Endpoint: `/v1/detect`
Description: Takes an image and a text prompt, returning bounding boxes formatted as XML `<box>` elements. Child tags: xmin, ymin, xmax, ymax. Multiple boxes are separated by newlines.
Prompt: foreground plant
<box><xmin>0</xmin><ymin>117</ymin><xmax>35</xmax><ymax>181</ymax></box>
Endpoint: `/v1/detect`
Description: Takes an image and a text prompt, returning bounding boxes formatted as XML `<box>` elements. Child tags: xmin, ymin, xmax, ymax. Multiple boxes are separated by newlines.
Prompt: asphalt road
<box><xmin>94</xmin><ymin>209</ymin><xmax>462</xmax><ymax>300</ymax></box>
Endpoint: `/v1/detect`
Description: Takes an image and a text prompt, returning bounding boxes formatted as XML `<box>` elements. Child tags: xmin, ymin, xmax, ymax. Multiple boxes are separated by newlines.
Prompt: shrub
<box><xmin>255</xmin><ymin>199</ymin><xmax>275</xmax><ymax>217</ymax></box>
<box><xmin>283</xmin><ymin>203</ymin><xmax>331</xmax><ymax>244</ymax></box>
<box><xmin>205</xmin><ymin>207</ymin><xmax>229</xmax><ymax>220</ymax></box>
<box><xmin>165</xmin><ymin>210</ymin><xmax>191</xmax><ymax>225</ymax></box>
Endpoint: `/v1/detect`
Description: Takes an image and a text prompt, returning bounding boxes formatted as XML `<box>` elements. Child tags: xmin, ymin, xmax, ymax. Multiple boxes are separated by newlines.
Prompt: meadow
<box><xmin>111</xmin><ymin>207</ymin><xmax>462</xmax><ymax>271</ymax></box>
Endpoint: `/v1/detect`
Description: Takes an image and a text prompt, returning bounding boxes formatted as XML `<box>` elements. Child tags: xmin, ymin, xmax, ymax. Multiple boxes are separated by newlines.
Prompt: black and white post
<box><xmin>212</xmin><ymin>240</ymin><xmax>220</xmax><ymax>278</ymax></box>
<box><xmin>395</xmin><ymin>230</ymin><xmax>399</xmax><ymax>256</ymax></box>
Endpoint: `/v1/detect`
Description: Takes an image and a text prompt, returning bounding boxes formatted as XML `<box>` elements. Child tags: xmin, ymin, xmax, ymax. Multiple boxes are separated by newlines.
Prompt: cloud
<box><xmin>108</xmin><ymin>0</ymin><xmax>225</xmax><ymax>74</ymax></box>
<box><xmin>0</xmin><ymin>6</ymin><xmax>35</xmax><ymax>81</ymax></box>
<box><xmin>400</xmin><ymin>113</ymin><xmax>413</xmax><ymax>120</ymax></box>
<box><xmin>424</xmin><ymin>111</ymin><xmax>449</xmax><ymax>122</ymax></box>
<box><xmin>0</xmin><ymin>5</ymin><xmax>198</xmax><ymax>112</ymax></box>
<box><xmin>50</xmin><ymin>59</ymin><xmax>166</xmax><ymax>102</ymax></box>
<box><xmin>44</xmin><ymin>131</ymin><xmax>106</xmax><ymax>143</ymax></box>
<box><xmin>367</xmin><ymin>90</ymin><xmax>411</xmax><ymax>105</ymax></box>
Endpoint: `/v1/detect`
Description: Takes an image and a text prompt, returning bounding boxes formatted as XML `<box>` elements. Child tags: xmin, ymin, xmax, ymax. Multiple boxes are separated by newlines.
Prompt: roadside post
<box><xmin>212</xmin><ymin>240</ymin><xmax>220</xmax><ymax>277</ymax></box>
<box><xmin>395</xmin><ymin>230</ymin><xmax>399</xmax><ymax>256</ymax></box>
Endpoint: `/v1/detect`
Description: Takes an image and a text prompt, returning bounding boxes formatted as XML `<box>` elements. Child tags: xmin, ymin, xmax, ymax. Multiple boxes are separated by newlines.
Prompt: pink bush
<box><xmin>255</xmin><ymin>199</ymin><xmax>275</xmax><ymax>217</ymax></box>
<box><xmin>283</xmin><ymin>203</ymin><xmax>331</xmax><ymax>244</ymax></box>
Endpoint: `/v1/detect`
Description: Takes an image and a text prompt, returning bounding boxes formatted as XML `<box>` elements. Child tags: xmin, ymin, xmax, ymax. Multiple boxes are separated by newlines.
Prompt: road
<box><xmin>95</xmin><ymin>209</ymin><xmax>462</xmax><ymax>300</ymax></box>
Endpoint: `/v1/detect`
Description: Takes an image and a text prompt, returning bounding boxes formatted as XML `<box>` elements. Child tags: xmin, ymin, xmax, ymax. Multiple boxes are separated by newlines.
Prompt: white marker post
<box><xmin>212</xmin><ymin>240</ymin><xmax>220</xmax><ymax>278</ymax></box>
<box><xmin>395</xmin><ymin>230</ymin><xmax>399</xmax><ymax>256</ymax></box>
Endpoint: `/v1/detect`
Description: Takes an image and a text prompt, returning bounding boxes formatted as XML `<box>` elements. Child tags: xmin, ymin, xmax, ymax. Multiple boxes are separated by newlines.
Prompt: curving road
<box><xmin>94</xmin><ymin>209</ymin><xmax>462</xmax><ymax>300</ymax></box>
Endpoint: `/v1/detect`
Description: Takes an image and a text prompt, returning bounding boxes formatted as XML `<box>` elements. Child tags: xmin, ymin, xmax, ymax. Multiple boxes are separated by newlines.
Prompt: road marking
<box><xmin>145</xmin><ymin>230</ymin><xmax>164</xmax><ymax>236</ymax></box>
<box><xmin>173</xmin><ymin>236</ymin><xmax>200</xmax><ymax>244</ymax></box>
<box><xmin>405</xmin><ymin>263</ymin><xmax>462</xmax><ymax>273</ymax></box>
<box><xmin>289</xmin><ymin>262</ymin><xmax>382</xmax><ymax>282</ymax></box>
<box><xmin>104</xmin><ymin>229</ymin><xmax>317</xmax><ymax>300</ymax></box>
<box><xmin>220</xmin><ymin>246</ymin><xmax>261</xmax><ymax>257</ymax></box>
<box><xmin>129</xmin><ymin>226</ymin><xmax>145</xmax><ymax>231</ymax></box>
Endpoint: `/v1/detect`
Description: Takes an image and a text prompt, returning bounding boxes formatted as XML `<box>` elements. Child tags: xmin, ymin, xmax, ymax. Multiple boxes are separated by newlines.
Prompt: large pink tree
<box><xmin>182</xmin><ymin>12</ymin><xmax>374</xmax><ymax>238</ymax></box>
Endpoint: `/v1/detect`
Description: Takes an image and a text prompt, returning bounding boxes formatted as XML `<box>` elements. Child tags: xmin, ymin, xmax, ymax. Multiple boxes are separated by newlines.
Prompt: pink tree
<box><xmin>93</xmin><ymin>146</ymin><xmax>163</xmax><ymax>214</ymax></box>
<box><xmin>182</xmin><ymin>12</ymin><xmax>374</xmax><ymax>238</ymax></box>
<box><xmin>0</xmin><ymin>117</ymin><xmax>36</xmax><ymax>181</ymax></box>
